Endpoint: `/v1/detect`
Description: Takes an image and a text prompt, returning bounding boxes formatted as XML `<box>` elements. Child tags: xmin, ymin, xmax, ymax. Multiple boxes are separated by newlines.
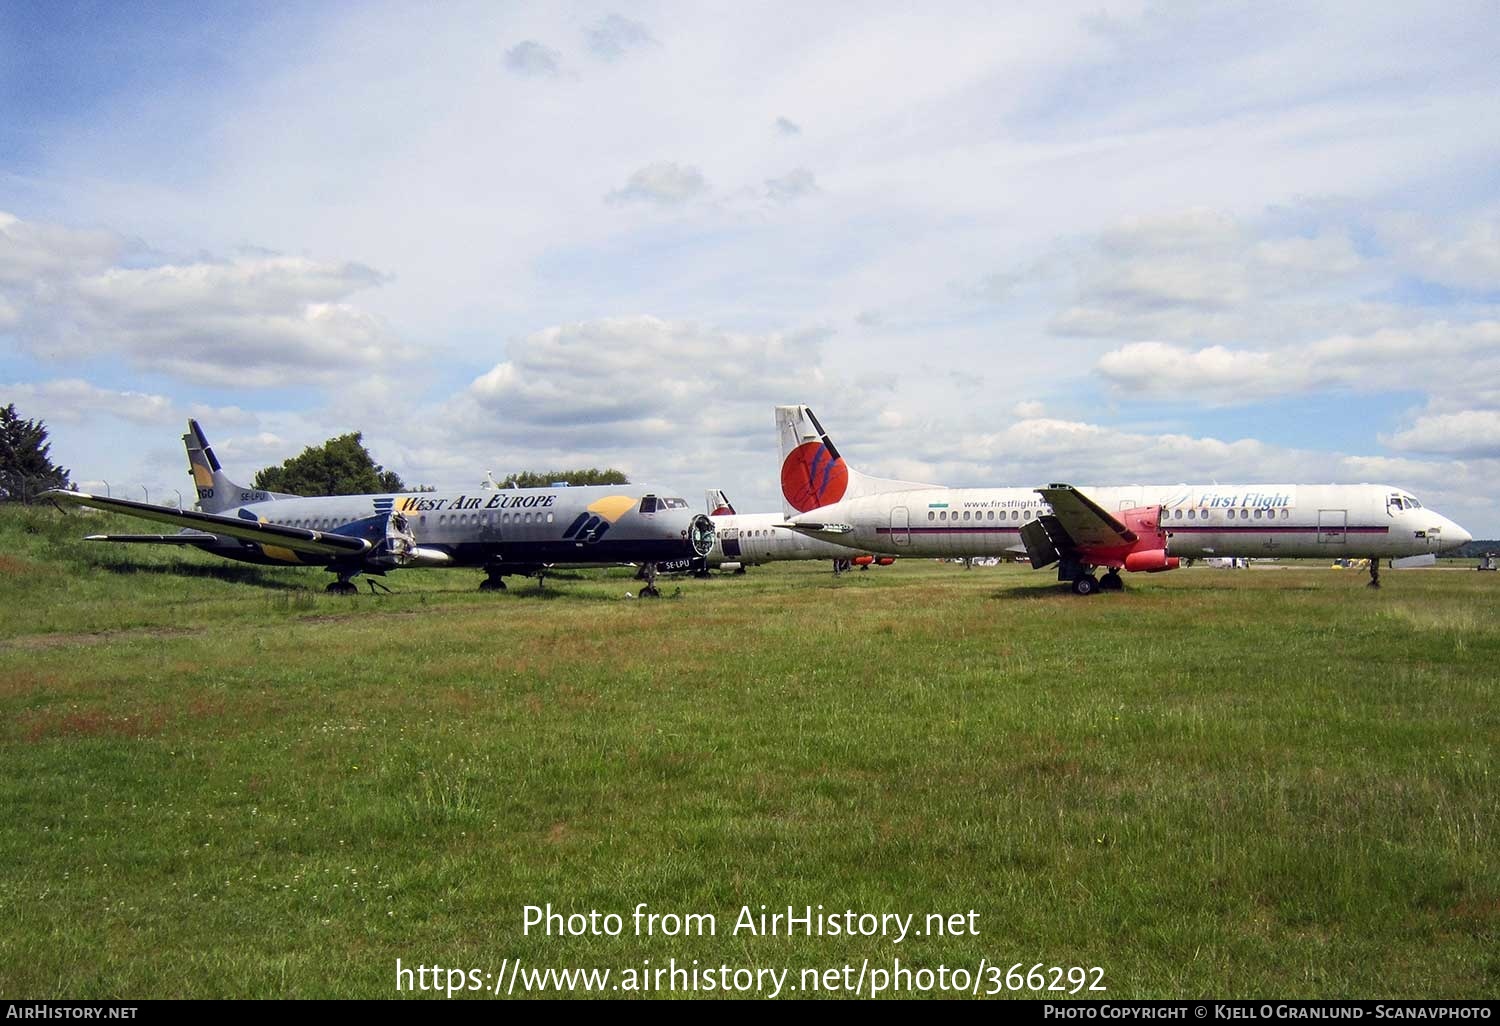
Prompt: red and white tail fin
<box><xmin>705</xmin><ymin>489</ymin><xmax>737</xmax><ymax>517</ymax></box>
<box><xmin>775</xmin><ymin>405</ymin><xmax>938</xmax><ymax>518</ymax></box>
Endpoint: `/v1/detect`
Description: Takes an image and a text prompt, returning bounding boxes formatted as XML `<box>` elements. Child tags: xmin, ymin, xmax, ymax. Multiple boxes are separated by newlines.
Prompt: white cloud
<box><xmin>1381</xmin><ymin>214</ymin><xmax>1500</xmax><ymax>293</ymax></box>
<box><xmin>775</xmin><ymin>116</ymin><xmax>802</xmax><ymax>136</ymax></box>
<box><xmin>1049</xmin><ymin>210</ymin><xmax>1371</xmax><ymax>341</ymax></box>
<box><xmin>605</xmin><ymin>162</ymin><xmax>709</xmax><ymax>206</ymax></box>
<box><xmin>1096</xmin><ymin>322</ymin><xmax>1500</xmax><ymax>405</ymax></box>
<box><xmin>2</xmin><ymin>379</ymin><xmax>175</xmax><ymax>426</ymax></box>
<box><xmin>1385</xmin><ymin>410</ymin><xmax>1500</xmax><ymax>459</ymax></box>
<box><xmin>0</xmin><ymin>212</ymin><xmax>396</xmax><ymax>387</ymax></box>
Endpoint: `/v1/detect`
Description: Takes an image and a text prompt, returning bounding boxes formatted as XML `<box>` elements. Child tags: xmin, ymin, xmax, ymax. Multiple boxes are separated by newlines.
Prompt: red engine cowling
<box><xmin>1124</xmin><ymin>548</ymin><xmax>1180</xmax><ymax>573</ymax></box>
<box><xmin>875</xmin><ymin>556</ymin><xmax>896</xmax><ymax>566</ymax></box>
<box><xmin>1081</xmin><ymin>505</ymin><xmax>1180</xmax><ymax>574</ymax></box>
<box><xmin>853</xmin><ymin>555</ymin><xmax>875</xmax><ymax>566</ymax></box>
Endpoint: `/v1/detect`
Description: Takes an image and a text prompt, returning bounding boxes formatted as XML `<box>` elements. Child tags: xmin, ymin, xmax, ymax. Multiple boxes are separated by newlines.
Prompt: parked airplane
<box><xmin>774</xmin><ymin>405</ymin><xmax>1472</xmax><ymax>594</ymax></box>
<box><xmin>701</xmin><ymin>490</ymin><xmax>894</xmax><ymax>574</ymax></box>
<box><xmin>45</xmin><ymin>421</ymin><xmax>715</xmax><ymax>595</ymax></box>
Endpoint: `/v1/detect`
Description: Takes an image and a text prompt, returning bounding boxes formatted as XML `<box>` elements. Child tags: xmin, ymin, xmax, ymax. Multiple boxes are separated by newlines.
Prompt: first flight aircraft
<box><xmin>775</xmin><ymin>405</ymin><xmax>1472</xmax><ymax>594</ymax></box>
<box><xmin>46</xmin><ymin>421</ymin><xmax>715</xmax><ymax>595</ymax></box>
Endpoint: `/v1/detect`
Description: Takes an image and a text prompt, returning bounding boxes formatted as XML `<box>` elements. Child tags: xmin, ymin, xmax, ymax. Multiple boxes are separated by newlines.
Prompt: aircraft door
<box><xmin>891</xmin><ymin>506</ymin><xmax>910</xmax><ymax>547</ymax></box>
<box><xmin>1317</xmin><ymin>508</ymin><xmax>1347</xmax><ymax>545</ymax></box>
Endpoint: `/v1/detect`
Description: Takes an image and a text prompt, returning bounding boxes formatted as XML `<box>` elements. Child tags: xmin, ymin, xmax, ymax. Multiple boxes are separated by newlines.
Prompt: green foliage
<box><xmin>0</xmin><ymin>403</ymin><xmax>71</xmax><ymax>501</ymax></box>
<box><xmin>251</xmin><ymin>432</ymin><xmax>406</xmax><ymax>496</ymax></box>
<box><xmin>499</xmin><ymin>467</ymin><xmax>629</xmax><ymax>488</ymax></box>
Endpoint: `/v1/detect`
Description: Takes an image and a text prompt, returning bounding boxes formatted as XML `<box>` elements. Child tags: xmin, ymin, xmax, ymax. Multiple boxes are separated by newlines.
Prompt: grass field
<box><xmin>0</xmin><ymin>504</ymin><xmax>1496</xmax><ymax>999</ymax></box>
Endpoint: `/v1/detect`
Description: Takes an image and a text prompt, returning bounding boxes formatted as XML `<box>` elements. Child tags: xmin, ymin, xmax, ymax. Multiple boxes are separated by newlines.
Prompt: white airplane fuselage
<box><xmin>708</xmin><ymin>511</ymin><xmax>873</xmax><ymax>567</ymax></box>
<box><xmin>793</xmin><ymin>483</ymin><xmax>1470</xmax><ymax>560</ymax></box>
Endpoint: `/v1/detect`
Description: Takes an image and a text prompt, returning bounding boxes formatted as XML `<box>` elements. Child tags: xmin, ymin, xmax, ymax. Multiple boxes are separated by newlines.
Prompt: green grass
<box><xmin>0</xmin><ymin>504</ymin><xmax>1496</xmax><ymax>998</ymax></box>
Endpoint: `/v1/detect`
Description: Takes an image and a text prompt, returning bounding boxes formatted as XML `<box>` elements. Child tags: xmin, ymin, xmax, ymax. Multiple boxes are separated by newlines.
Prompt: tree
<box><xmin>252</xmin><ymin>433</ymin><xmax>406</xmax><ymax>496</ymax></box>
<box><xmin>498</xmin><ymin>468</ymin><xmax>629</xmax><ymax>488</ymax></box>
<box><xmin>0</xmin><ymin>404</ymin><xmax>70</xmax><ymax>501</ymax></box>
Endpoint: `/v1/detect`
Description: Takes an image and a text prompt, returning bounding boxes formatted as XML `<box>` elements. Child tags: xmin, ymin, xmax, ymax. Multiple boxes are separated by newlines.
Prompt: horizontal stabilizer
<box><xmin>779</xmin><ymin>521</ymin><xmax>855</xmax><ymax>535</ymax></box>
<box><xmin>46</xmin><ymin>490</ymin><xmax>371</xmax><ymax>558</ymax></box>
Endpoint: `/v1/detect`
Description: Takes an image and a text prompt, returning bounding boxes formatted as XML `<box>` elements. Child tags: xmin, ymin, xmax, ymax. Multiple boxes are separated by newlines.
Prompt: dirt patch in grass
<box><xmin>20</xmin><ymin>707</ymin><xmax>167</xmax><ymax>742</ymax></box>
<box><xmin>0</xmin><ymin>668</ymin><xmax>64</xmax><ymax>698</ymax></box>
<box><xmin>0</xmin><ymin>626</ymin><xmax>194</xmax><ymax>651</ymax></box>
<box><xmin>0</xmin><ymin>554</ymin><xmax>42</xmax><ymax>575</ymax></box>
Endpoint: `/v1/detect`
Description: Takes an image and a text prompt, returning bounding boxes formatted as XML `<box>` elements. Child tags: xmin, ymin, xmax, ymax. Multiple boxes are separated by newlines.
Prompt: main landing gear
<box><xmin>326</xmin><ymin>570</ymin><xmax>361</xmax><ymax>595</ymax></box>
<box><xmin>479</xmin><ymin>566</ymin><xmax>509</xmax><ymax>592</ymax></box>
<box><xmin>1068</xmin><ymin>568</ymin><xmax>1122</xmax><ymax>595</ymax></box>
<box><xmin>325</xmin><ymin>571</ymin><xmax>392</xmax><ymax>595</ymax></box>
<box><xmin>638</xmin><ymin>562</ymin><xmax>661</xmax><ymax>598</ymax></box>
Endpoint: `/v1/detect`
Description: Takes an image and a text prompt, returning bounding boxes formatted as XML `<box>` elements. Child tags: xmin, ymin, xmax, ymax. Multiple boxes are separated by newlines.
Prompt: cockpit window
<box><xmin>660</xmin><ymin>497</ymin><xmax>689</xmax><ymax>509</ymax></box>
<box><xmin>639</xmin><ymin>496</ymin><xmax>658</xmax><ymax>514</ymax></box>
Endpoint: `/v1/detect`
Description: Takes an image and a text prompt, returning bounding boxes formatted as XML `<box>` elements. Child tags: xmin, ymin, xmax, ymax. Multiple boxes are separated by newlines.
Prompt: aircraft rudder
<box><xmin>182</xmin><ymin>419</ymin><xmax>278</xmax><ymax>512</ymax></box>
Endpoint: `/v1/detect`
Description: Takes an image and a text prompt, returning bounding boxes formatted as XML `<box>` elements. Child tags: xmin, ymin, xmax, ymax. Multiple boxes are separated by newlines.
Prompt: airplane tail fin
<box><xmin>706</xmin><ymin>489</ymin><xmax>737</xmax><ymax>516</ymax></box>
<box><xmin>183</xmin><ymin>419</ymin><xmax>285</xmax><ymax>512</ymax></box>
<box><xmin>775</xmin><ymin>405</ymin><xmax>937</xmax><ymax>518</ymax></box>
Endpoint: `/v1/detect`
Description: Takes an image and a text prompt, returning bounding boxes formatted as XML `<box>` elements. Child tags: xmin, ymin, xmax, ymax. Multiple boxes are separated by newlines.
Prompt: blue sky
<box><xmin>4</xmin><ymin>1</ymin><xmax>1500</xmax><ymax>532</ymax></box>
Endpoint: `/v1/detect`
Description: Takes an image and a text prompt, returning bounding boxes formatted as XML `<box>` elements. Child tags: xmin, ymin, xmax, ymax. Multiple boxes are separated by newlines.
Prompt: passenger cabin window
<box><xmin>928</xmin><ymin>511</ymin><xmax>935</xmax><ymax>521</ymax></box>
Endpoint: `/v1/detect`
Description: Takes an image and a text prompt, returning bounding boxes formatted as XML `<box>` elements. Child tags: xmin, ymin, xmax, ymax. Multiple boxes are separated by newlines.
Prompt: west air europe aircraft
<box><xmin>774</xmin><ymin>405</ymin><xmax>1472</xmax><ymax>595</ymax></box>
<box><xmin>46</xmin><ymin>421</ymin><xmax>715</xmax><ymax>595</ymax></box>
<box><xmin>701</xmin><ymin>490</ymin><xmax>895</xmax><ymax>574</ymax></box>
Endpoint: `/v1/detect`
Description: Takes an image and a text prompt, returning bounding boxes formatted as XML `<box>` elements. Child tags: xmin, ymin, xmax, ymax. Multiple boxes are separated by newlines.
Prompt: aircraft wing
<box><xmin>45</xmin><ymin>490</ymin><xmax>372</xmax><ymax>558</ymax></box>
<box><xmin>1034</xmin><ymin>484</ymin><xmax>1136</xmax><ymax>547</ymax></box>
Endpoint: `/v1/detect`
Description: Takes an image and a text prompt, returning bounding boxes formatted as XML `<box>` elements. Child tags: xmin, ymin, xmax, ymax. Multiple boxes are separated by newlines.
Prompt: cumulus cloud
<box><xmin>464</xmin><ymin>315</ymin><xmax>817</xmax><ymax>434</ymax></box>
<box><xmin>0</xmin><ymin>211</ymin><xmax>397</xmax><ymax>388</ymax></box>
<box><xmin>1381</xmin><ymin>214</ymin><xmax>1500</xmax><ymax>293</ymax></box>
<box><xmin>1095</xmin><ymin>322</ymin><xmax>1500</xmax><ymax>405</ymax></box>
<box><xmin>1385</xmin><ymin>410</ymin><xmax>1500</xmax><ymax>459</ymax></box>
<box><xmin>585</xmin><ymin>14</ymin><xmax>654</xmax><ymax>60</ymax></box>
<box><xmin>605</xmin><ymin>162</ymin><xmax>709</xmax><ymax>206</ymax></box>
<box><xmin>2</xmin><ymin>379</ymin><xmax>176</xmax><ymax>426</ymax></box>
<box><xmin>503</xmin><ymin>40</ymin><xmax>562</xmax><ymax>77</ymax></box>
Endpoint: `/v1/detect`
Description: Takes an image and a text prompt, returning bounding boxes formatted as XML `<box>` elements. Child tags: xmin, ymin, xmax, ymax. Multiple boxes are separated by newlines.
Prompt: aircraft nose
<box><xmin>1441</xmin><ymin>517</ymin><xmax>1471</xmax><ymax>552</ymax></box>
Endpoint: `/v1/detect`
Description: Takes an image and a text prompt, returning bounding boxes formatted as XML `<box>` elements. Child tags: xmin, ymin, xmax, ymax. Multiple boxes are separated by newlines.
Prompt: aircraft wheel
<box><xmin>326</xmin><ymin>580</ymin><xmax>358</xmax><ymax>596</ymax></box>
<box><xmin>479</xmin><ymin>577</ymin><xmax>507</xmax><ymax>592</ymax></box>
<box><xmin>640</xmin><ymin>584</ymin><xmax>661</xmax><ymax>598</ymax></box>
<box><xmin>1072</xmin><ymin>575</ymin><xmax>1098</xmax><ymax>596</ymax></box>
<box><xmin>1099</xmin><ymin>572</ymin><xmax>1123</xmax><ymax>591</ymax></box>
